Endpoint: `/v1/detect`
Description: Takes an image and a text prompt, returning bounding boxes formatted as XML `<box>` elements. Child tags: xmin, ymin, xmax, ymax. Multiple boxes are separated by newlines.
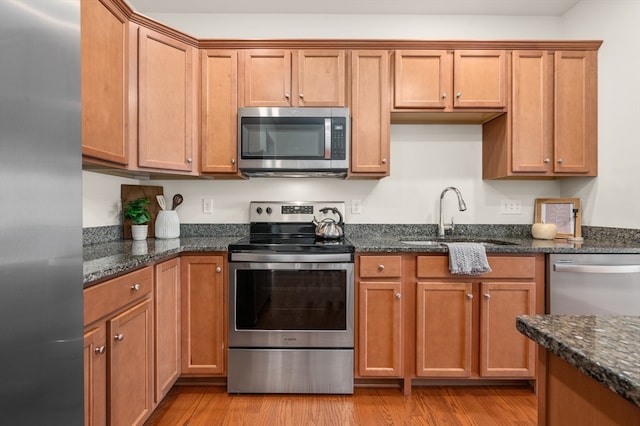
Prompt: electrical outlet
<box><xmin>203</xmin><ymin>198</ymin><xmax>214</xmax><ymax>214</ymax></box>
<box><xmin>500</xmin><ymin>199</ymin><xmax>522</xmax><ymax>215</ymax></box>
<box><xmin>351</xmin><ymin>199</ymin><xmax>362</xmax><ymax>214</ymax></box>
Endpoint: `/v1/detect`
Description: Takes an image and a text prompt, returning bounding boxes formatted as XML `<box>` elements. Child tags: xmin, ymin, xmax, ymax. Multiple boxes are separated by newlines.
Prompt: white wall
<box><xmin>82</xmin><ymin>0</ymin><xmax>640</xmax><ymax>229</ymax></box>
<box><xmin>559</xmin><ymin>0</ymin><xmax>640</xmax><ymax>228</ymax></box>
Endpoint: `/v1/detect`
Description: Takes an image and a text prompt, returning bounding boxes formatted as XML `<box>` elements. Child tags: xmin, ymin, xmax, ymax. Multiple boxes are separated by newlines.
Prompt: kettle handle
<box><xmin>319</xmin><ymin>207</ymin><xmax>343</xmax><ymax>225</ymax></box>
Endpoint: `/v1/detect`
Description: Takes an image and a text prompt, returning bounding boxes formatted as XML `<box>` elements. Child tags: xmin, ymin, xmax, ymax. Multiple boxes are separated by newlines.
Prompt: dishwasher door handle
<box><xmin>554</xmin><ymin>263</ymin><xmax>640</xmax><ymax>274</ymax></box>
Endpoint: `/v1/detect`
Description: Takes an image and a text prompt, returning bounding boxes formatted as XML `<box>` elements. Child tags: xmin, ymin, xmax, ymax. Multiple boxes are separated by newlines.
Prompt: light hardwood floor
<box><xmin>145</xmin><ymin>385</ymin><xmax>536</xmax><ymax>425</ymax></box>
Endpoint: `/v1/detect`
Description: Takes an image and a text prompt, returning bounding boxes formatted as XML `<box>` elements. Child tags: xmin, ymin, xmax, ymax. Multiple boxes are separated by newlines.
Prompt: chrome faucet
<box><xmin>438</xmin><ymin>187</ymin><xmax>467</xmax><ymax>237</ymax></box>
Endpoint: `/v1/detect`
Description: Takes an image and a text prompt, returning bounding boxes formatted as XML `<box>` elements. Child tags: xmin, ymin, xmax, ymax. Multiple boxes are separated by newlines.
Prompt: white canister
<box><xmin>531</xmin><ymin>223</ymin><xmax>557</xmax><ymax>240</ymax></box>
<box><xmin>155</xmin><ymin>210</ymin><xmax>180</xmax><ymax>239</ymax></box>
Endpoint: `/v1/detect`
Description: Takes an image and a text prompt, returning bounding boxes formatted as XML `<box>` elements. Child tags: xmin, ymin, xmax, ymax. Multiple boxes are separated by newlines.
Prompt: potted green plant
<box><xmin>123</xmin><ymin>197</ymin><xmax>151</xmax><ymax>241</ymax></box>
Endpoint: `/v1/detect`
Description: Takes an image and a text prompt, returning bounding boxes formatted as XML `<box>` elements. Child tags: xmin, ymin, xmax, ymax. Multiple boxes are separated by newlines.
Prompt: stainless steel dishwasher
<box><xmin>549</xmin><ymin>254</ymin><xmax>640</xmax><ymax>315</ymax></box>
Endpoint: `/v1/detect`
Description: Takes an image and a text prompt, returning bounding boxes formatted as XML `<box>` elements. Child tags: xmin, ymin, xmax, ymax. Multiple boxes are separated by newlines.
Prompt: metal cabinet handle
<box><xmin>285</xmin><ymin>93</ymin><xmax>290</xmax><ymax>99</ymax></box>
<box><xmin>216</xmin><ymin>266</ymin><xmax>222</xmax><ymax>273</ymax></box>
<box><xmin>382</xmin><ymin>159</ymin><xmax>387</xmax><ymax>164</ymax></box>
<box><xmin>456</xmin><ymin>92</ymin><xmax>462</xmax><ymax>98</ymax></box>
<box><xmin>466</xmin><ymin>293</ymin><xmax>474</xmax><ymax>300</ymax></box>
<box><xmin>131</xmin><ymin>284</ymin><xmax>141</xmax><ymax>291</ymax></box>
<box><xmin>441</xmin><ymin>93</ymin><xmax>447</xmax><ymax>99</ymax></box>
<box><xmin>299</xmin><ymin>93</ymin><xmax>304</xmax><ymax>98</ymax></box>
<box><xmin>378</xmin><ymin>264</ymin><xmax>385</xmax><ymax>271</ymax></box>
<box><xmin>395</xmin><ymin>293</ymin><xmax>401</xmax><ymax>300</ymax></box>
<box><xmin>95</xmin><ymin>345</ymin><xmax>106</xmax><ymax>355</ymax></box>
<box><xmin>231</xmin><ymin>159</ymin><xmax>236</xmax><ymax>164</ymax></box>
<box><xmin>544</xmin><ymin>158</ymin><xmax>550</xmax><ymax>163</ymax></box>
<box><xmin>484</xmin><ymin>293</ymin><xmax>491</xmax><ymax>299</ymax></box>
<box><xmin>114</xmin><ymin>333</ymin><xmax>124</xmax><ymax>341</ymax></box>
<box><xmin>187</xmin><ymin>157</ymin><xmax>193</xmax><ymax>164</ymax></box>
<box><xmin>557</xmin><ymin>159</ymin><xmax>563</xmax><ymax>164</ymax></box>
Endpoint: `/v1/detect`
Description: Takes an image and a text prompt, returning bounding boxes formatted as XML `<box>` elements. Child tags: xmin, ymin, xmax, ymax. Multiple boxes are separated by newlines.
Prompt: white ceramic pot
<box><xmin>155</xmin><ymin>210</ymin><xmax>180</xmax><ymax>239</ymax></box>
<box><xmin>131</xmin><ymin>224</ymin><xmax>148</xmax><ymax>241</ymax></box>
<box><xmin>531</xmin><ymin>223</ymin><xmax>557</xmax><ymax>240</ymax></box>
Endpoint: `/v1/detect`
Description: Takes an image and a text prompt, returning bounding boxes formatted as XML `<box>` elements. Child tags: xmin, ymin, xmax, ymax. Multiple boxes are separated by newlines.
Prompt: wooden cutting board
<box><xmin>121</xmin><ymin>184</ymin><xmax>164</xmax><ymax>239</ymax></box>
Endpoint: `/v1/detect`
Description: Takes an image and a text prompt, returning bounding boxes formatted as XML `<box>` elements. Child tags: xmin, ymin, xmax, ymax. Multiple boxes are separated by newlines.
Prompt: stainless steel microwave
<box><xmin>237</xmin><ymin>107</ymin><xmax>350</xmax><ymax>178</ymax></box>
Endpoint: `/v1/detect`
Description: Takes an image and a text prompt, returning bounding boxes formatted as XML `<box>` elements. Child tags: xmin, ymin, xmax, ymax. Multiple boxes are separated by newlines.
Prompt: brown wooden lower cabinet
<box><xmin>83</xmin><ymin>266</ymin><xmax>154</xmax><ymax>426</ymax></box>
<box><xmin>154</xmin><ymin>258</ymin><xmax>181</xmax><ymax>402</ymax></box>
<box><xmin>357</xmin><ymin>255</ymin><xmax>404</xmax><ymax>378</ymax></box>
<box><xmin>180</xmin><ymin>254</ymin><xmax>226</xmax><ymax>376</ymax></box>
<box><xmin>356</xmin><ymin>253</ymin><xmax>543</xmax><ymax>392</ymax></box>
<box><xmin>84</xmin><ymin>325</ymin><xmax>107</xmax><ymax>426</ymax></box>
<box><xmin>541</xmin><ymin>351</ymin><xmax>640</xmax><ymax>426</ymax></box>
<box><xmin>414</xmin><ymin>255</ymin><xmax>541</xmax><ymax>380</ymax></box>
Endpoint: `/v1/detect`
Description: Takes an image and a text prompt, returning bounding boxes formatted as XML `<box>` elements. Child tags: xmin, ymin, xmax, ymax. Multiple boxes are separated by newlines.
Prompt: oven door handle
<box><xmin>230</xmin><ymin>252</ymin><xmax>353</xmax><ymax>263</ymax></box>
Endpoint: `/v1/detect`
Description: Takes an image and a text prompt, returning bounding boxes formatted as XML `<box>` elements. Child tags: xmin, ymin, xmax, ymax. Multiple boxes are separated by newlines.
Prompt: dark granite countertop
<box><xmin>83</xmin><ymin>236</ymin><xmax>241</xmax><ymax>285</ymax></box>
<box><xmin>348</xmin><ymin>234</ymin><xmax>640</xmax><ymax>254</ymax></box>
<box><xmin>516</xmin><ymin>315</ymin><xmax>640</xmax><ymax>407</ymax></box>
<box><xmin>83</xmin><ymin>224</ymin><xmax>640</xmax><ymax>285</ymax></box>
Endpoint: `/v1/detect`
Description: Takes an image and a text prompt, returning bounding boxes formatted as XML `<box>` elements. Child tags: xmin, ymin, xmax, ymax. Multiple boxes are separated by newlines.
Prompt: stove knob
<box><xmin>266</xmin><ymin>207</ymin><xmax>273</xmax><ymax>214</ymax></box>
<box><xmin>256</xmin><ymin>207</ymin><xmax>263</xmax><ymax>214</ymax></box>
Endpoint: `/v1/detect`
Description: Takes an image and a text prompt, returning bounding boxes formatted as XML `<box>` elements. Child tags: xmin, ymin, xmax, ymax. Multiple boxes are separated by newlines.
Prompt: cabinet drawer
<box><xmin>84</xmin><ymin>266</ymin><xmax>153</xmax><ymax>325</ymax></box>
<box><xmin>359</xmin><ymin>255</ymin><xmax>402</xmax><ymax>278</ymax></box>
<box><xmin>417</xmin><ymin>255</ymin><xmax>535</xmax><ymax>279</ymax></box>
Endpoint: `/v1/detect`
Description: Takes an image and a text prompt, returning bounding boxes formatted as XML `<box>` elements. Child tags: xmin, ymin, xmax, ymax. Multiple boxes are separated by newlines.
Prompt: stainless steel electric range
<box><xmin>227</xmin><ymin>201</ymin><xmax>354</xmax><ymax>394</ymax></box>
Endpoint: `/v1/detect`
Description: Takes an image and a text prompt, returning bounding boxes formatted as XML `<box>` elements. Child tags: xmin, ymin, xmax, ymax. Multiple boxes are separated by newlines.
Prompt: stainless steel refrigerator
<box><xmin>0</xmin><ymin>0</ymin><xmax>84</xmax><ymax>424</ymax></box>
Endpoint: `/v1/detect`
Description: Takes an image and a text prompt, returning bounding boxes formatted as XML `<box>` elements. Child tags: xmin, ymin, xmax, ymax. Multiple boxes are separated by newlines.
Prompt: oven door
<box><xmin>229</xmin><ymin>259</ymin><xmax>354</xmax><ymax>349</ymax></box>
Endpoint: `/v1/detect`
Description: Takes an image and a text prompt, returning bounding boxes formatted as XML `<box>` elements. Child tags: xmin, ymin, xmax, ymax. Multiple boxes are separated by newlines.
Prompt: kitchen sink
<box><xmin>400</xmin><ymin>238</ymin><xmax>518</xmax><ymax>247</ymax></box>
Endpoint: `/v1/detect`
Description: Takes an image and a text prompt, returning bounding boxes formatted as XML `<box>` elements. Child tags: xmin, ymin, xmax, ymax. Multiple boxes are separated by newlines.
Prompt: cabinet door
<box><xmin>350</xmin><ymin>50</ymin><xmax>391</xmax><ymax>176</ymax></box>
<box><xmin>154</xmin><ymin>258</ymin><xmax>181</xmax><ymax>403</ymax></box>
<box><xmin>108</xmin><ymin>298</ymin><xmax>153</xmax><ymax>426</ymax></box>
<box><xmin>479</xmin><ymin>282</ymin><xmax>536</xmax><ymax>377</ymax></box>
<box><xmin>511</xmin><ymin>50</ymin><xmax>553</xmax><ymax>173</ymax></box>
<box><xmin>358</xmin><ymin>281</ymin><xmax>402</xmax><ymax>377</ymax></box>
<box><xmin>394</xmin><ymin>50</ymin><xmax>452</xmax><ymax>109</ymax></box>
<box><xmin>138</xmin><ymin>27</ymin><xmax>197</xmax><ymax>172</ymax></box>
<box><xmin>242</xmin><ymin>49</ymin><xmax>292</xmax><ymax>107</ymax></box>
<box><xmin>81</xmin><ymin>0</ymin><xmax>128</xmax><ymax>165</ymax></box>
<box><xmin>181</xmin><ymin>255</ymin><xmax>226</xmax><ymax>375</ymax></box>
<box><xmin>554</xmin><ymin>50</ymin><xmax>597</xmax><ymax>175</ymax></box>
<box><xmin>453</xmin><ymin>50</ymin><xmax>506</xmax><ymax>108</ymax></box>
<box><xmin>84</xmin><ymin>325</ymin><xmax>107</xmax><ymax>426</ymax></box>
<box><xmin>415</xmin><ymin>282</ymin><xmax>473</xmax><ymax>377</ymax></box>
<box><xmin>296</xmin><ymin>50</ymin><xmax>346</xmax><ymax>106</ymax></box>
<box><xmin>201</xmin><ymin>50</ymin><xmax>239</xmax><ymax>174</ymax></box>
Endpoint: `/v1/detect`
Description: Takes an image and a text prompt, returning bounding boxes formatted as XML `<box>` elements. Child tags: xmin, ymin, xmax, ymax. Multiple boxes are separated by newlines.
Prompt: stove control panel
<box><xmin>250</xmin><ymin>201</ymin><xmax>345</xmax><ymax>223</ymax></box>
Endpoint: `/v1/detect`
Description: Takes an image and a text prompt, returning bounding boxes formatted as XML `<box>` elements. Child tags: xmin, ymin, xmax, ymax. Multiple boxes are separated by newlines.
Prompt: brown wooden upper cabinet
<box><xmin>81</xmin><ymin>0</ymin><xmax>129</xmax><ymax>165</ymax></box>
<box><xmin>200</xmin><ymin>49</ymin><xmax>239</xmax><ymax>175</ymax></box>
<box><xmin>350</xmin><ymin>50</ymin><xmax>391</xmax><ymax>177</ymax></box>
<box><xmin>137</xmin><ymin>27</ymin><xmax>199</xmax><ymax>174</ymax></box>
<box><xmin>394</xmin><ymin>50</ymin><xmax>507</xmax><ymax>111</ymax></box>
<box><xmin>240</xmin><ymin>49</ymin><xmax>346</xmax><ymax>107</ymax></box>
<box><xmin>482</xmin><ymin>50</ymin><xmax>597</xmax><ymax>178</ymax></box>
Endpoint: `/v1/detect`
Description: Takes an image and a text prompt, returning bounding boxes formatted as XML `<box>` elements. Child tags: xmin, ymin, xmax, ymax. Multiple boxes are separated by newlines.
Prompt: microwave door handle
<box><xmin>554</xmin><ymin>263</ymin><xmax>640</xmax><ymax>274</ymax></box>
<box><xmin>324</xmin><ymin>118</ymin><xmax>331</xmax><ymax>159</ymax></box>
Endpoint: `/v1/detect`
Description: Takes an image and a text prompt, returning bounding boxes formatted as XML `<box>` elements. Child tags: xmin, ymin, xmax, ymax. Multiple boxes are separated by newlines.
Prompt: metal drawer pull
<box><xmin>466</xmin><ymin>293</ymin><xmax>473</xmax><ymax>300</ymax></box>
<box><xmin>131</xmin><ymin>284</ymin><xmax>141</xmax><ymax>291</ymax></box>
<box><xmin>395</xmin><ymin>293</ymin><xmax>401</xmax><ymax>300</ymax></box>
<box><xmin>378</xmin><ymin>264</ymin><xmax>385</xmax><ymax>271</ymax></box>
<box><xmin>554</xmin><ymin>264</ymin><xmax>640</xmax><ymax>274</ymax></box>
<box><xmin>95</xmin><ymin>346</ymin><xmax>106</xmax><ymax>355</ymax></box>
<box><xmin>216</xmin><ymin>266</ymin><xmax>222</xmax><ymax>273</ymax></box>
<box><xmin>114</xmin><ymin>333</ymin><xmax>124</xmax><ymax>341</ymax></box>
<box><xmin>484</xmin><ymin>293</ymin><xmax>490</xmax><ymax>299</ymax></box>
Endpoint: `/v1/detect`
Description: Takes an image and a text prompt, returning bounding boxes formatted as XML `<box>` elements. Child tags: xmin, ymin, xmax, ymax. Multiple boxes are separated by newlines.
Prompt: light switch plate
<box><xmin>351</xmin><ymin>199</ymin><xmax>362</xmax><ymax>214</ymax></box>
<box><xmin>500</xmin><ymin>199</ymin><xmax>522</xmax><ymax>215</ymax></box>
<box><xmin>203</xmin><ymin>198</ymin><xmax>214</xmax><ymax>214</ymax></box>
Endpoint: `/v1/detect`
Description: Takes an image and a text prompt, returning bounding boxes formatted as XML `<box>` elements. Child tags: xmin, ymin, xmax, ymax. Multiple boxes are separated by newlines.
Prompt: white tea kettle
<box><xmin>312</xmin><ymin>207</ymin><xmax>344</xmax><ymax>239</ymax></box>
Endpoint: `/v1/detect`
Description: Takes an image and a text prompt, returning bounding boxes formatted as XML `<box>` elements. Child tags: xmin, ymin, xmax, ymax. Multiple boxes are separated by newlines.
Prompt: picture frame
<box><xmin>534</xmin><ymin>198</ymin><xmax>581</xmax><ymax>239</ymax></box>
